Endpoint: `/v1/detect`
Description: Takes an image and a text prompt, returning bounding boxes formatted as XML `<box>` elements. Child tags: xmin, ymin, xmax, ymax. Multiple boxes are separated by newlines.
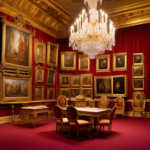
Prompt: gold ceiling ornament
<box><xmin>69</xmin><ymin>0</ymin><xmax>115</xmax><ymax>59</ymax></box>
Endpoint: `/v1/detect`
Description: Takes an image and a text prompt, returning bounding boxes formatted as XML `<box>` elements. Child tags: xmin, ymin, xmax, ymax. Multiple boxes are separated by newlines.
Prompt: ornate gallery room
<box><xmin>1</xmin><ymin>0</ymin><xmax>150</xmax><ymax>149</ymax></box>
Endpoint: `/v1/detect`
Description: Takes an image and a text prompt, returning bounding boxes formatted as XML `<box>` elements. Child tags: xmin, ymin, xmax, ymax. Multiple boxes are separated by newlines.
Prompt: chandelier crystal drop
<box><xmin>69</xmin><ymin>0</ymin><xmax>115</xmax><ymax>59</ymax></box>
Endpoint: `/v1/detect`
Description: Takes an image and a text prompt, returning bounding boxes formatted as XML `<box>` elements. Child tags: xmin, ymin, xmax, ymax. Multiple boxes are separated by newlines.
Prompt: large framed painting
<box><xmin>81</xmin><ymin>88</ymin><xmax>93</xmax><ymax>99</ymax></box>
<box><xmin>78</xmin><ymin>55</ymin><xmax>90</xmax><ymax>71</ymax></box>
<box><xmin>35</xmin><ymin>66</ymin><xmax>44</xmax><ymax>83</ymax></box>
<box><xmin>34</xmin><ymin>38</ymin><xmax>46</xmax><ymax>64</ymax></box>
<box><xmin>46</xmin><ymin>88</ymin><xmax>55</xmax><ymax>99</ymax></box>
<box><xmin>113</xmin><ymin>52</ymin><xmax>127</xmax><ymax>71</ymax></box>
<box><xmin>133</xmin><ymin>53</ymin><xmax>144</xmax><ymax>65</ymax></box>
<box><xmin>71</xmin><ymin>88</ymin><xmax>81</xmax><ymax>98</ymax></box>
<box><xmin>1</xmin><ymin>18</ymin><xmax>32</xmax><ymax>70</ymax></box>
<box><xmin>112</xmin><ymin>75</ymin><xmax>128</xmax><ymax>97</ymax></box>
<box><xmin>59</xmin><ymin>88</ymin><xmax>70</xmax><ymax>99</ymax></box>
<box><xmin>71</xmin><ymin>75</ymin><xmax>80</xmax><ymax>87</ymax></box>
<box><xmin>132</xmin><ymin>65</ymin><xmax>145</xmax><ymax>78</ymax></box>
<box><xmin>94</xmin><ymin>76</ymin><xmax>112</xmax><ymax>96</ymax></box>
<box><xmin>132</xmin><ymin>79</ymin><xmax>144</xmax><ymax>90</ymax></box>
<box><xmin>81</xmin><ymin>74</ymin><xmax>93</xmax><ymax>87</ymax></box>
<box><xmin>60</xmin><ymin>51</ymin><xmax>76</xmax><ymax>71</ymax></box>
<box><xmin>34</xmin><ymin>86</ymin><xmax>44</xmax><ymax>100</ymax></box>
<box><xmin>47</xmin><ymin>41</ymin><xmax>59</xmax><ymax>67</ymax></box>
<box><xmin>59</xmin><ymin>74</ymin><xmax>71</xmax><ymax>87</ymax></box>
<box><xmin>96</xmin><ymin>54</ymin><xmax>110</xmax><ymax>72</ymax></box>
<box><xmin>47</xmin><ymin>68</ymin><xmax>55</xmax><ymax>85</ymax></box>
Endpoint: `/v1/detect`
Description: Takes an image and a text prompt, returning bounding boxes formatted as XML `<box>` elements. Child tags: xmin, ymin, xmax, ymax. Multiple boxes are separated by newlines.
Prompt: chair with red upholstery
<box><xmin>98</xmin><ymin>106</ymin><xmax>116</xmax><ymax>134</ymax></box>
<box><xmin>57</xmin><ymin>95</ymin><xmax>68</xmax><ymax>107</ymax></box>
<box><xmin>53</xmin><ymin>105</ymin><xmax>69</xmax><ymax>135</ymax></box>
<box><xmin>67</xmin><ymin>106</ymin><xmax>91</xmax><ymax>140</ymax></box>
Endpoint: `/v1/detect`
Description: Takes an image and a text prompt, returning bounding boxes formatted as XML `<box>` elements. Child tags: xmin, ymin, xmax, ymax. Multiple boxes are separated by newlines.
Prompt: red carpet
<box><xmin>0</xmin><ymin>118</ymin><xmax>150</xmax><ymax>150</ymax></box>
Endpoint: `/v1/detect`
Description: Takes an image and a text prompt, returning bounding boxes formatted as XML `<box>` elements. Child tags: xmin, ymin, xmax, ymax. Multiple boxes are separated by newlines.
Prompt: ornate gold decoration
<box><xmin>76</xmin><ymin>95</ymin><xmax>85</xmax><ymax>101</ymax></box>
<box><xmin>98</xmin><ymin>95</ymin><xmax>109</xmax><ymax>108</ymax></box>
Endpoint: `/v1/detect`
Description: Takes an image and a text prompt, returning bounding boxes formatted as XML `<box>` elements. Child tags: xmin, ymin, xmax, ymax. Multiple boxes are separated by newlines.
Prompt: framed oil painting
<box><xmin>133</xmin><ymin>53</ymin><xmax>144</xmax><ymax>65</ymax></box>
<box><xmin>47</xmin><ymin>68</ymin><xmax>55</xmax><ymax>85</ymax></box>
<box><xmin>34</xmin><ymin>38</ymin><xmax>46</xmax><ymax>64</ymax></box>
<box><xmin>112</xmin><ymin>75</ymin><xmax>128</xmax><ymax>97</ymax></box>
<box><xmin>94</xmin><ymin>76</ymin><xmax>112</xmax><ymax>96</ymax></box>
<box><xmin>81</xmin><ymin>88</ymin><xmax>93</xmax><ymax>99</ymax></box>
<box><xmin>132</xmin><ymin>65</ymin><xmax>145</xmax><ymax>78</ymax></box>
<box><xmin>47</xmin><ymin>41</ymin><xmax>59</xmax><ymax>67</ymax></box>
<box><xmin>113</xmin><ymin>52</ymin><xmax>127</xmax><ymax>71</ymax></box>
<box><xmin>35</xmin><ymin>66</ymin><xmax>44</xmax><ymax>83</ymax></box>
<box><xmin>78</xmin><ymin>55</ymin><xmax>90</xmax><ymax>71</ymax></box>
<box><xmin>46</xmin><ymin>88</ymin><xmax>55</xmax><ymax>99</ymax></box>
<box><xmin>96</xmin><ymin>54</ymin><xmax>110</xmax><ymax>72</ymax></box>
<box><xmin>71</xmin><ymin>75</ymin><xmax>80</xmax><ymax>87</ymax></box>
<box><xmin>81</xmin><ymin>74</ymin><xmax>93</xmax><ymax>87</ymax></box>
<box><xmin>34</xmin><ymin>86</ymin><xmax>44</xmax><ymax>100</ymax></box>
<box><xmin>132</xmin><ymin>79</ymin><xmax>144</xmax><ymax>90</ymax></box>
<box><xmin>59</xmin><ymin>74</ymin><xmax>70</xmax><ymax>87</ymax></box>
<box><xmin>60</xmin><ymin>51</ymin><xmax>76</xmax><ymax>71</ymax></box>
<box><xmin>59</xmin><ymin>88</ymin><xmax>70</xmax><ymax>99</ymax></box>
<box><xmin>71</xmin><ymin>88</ymin><xmax>81</xmax><ymax>98</ymax></box>
<box><xmin>1</xmin><ymin>18</ymin><xmax>32</xmax><ymax>70</ymax></box>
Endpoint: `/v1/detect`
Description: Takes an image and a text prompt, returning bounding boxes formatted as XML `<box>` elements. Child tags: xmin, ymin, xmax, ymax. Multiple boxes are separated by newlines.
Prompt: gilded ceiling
<box><xmin>0</xmin><ymin>0</ymin><xmax>150</xmax><ymax>38</ymax></box>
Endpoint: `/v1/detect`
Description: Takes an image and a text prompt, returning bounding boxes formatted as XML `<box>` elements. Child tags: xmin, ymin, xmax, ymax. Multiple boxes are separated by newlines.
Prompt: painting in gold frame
<box><xmin>81</xmin><ymin>74</ymin><xmax>93</xmax><ymax>87</ymax></box>
<box><xmin>113</xmin><ymin>52</ymin><xmax>127</xmax><ymax>71</ymax></box>
<box><xmin>132</xmin><ymin>79</ymin><xmax>144</xmax><ymax>90</ymax></box>
<box><xmin>78</xmin><ymin>55</ymin><xmax>90</xmax><ymax>71</ymax></box>
<box><xmin>81</xmin><ymin>88</ymin><xmax>93</xmax><ymax>99</ymax></box>
<box><xmin>71</xmin><ymin>88</ymin><xmax>81</xmax><ymax>98</ymax></box>
<box><xmin>133</xmin><ymin>53</ymin><xmax>144</xmax><ymax>65</ymax></box>
<box><xmin>96</xmin><ymin>54</ymin><xmax>110</xmax><ymax>72</ymax></box>
<box><xmin>59</xmin><ymin>74</ymin><xmax>70</xmax><ymax>87</ymax></box>
<box><xmin>34</xmin><ymin>38</ymin><xmax>46</xmax><ymax>64</ymax></box>
<box><xmin>132</xmin><ymin>65</ymin><xmax>145</xmax><ymax>78</ymax></box>
<box><xmin>59</xmin><ymin>88</ymin><xmax>70</xmax><ymax>99</ymax></box>
<box><xmin>46</xmin><ymin>88</ymin><xmax>55</xmax><ymax>99</ymax></box>
<box><xmin>35</xmin><ymin>66</ymin><xmax>44</xmax><ymax>83</ymax></box>
<box><xmin>47</xmin><ymin>68</ymin><xmax>55</xmax><ymax>85</ymax></box>
<box><xmin>94</xmin><ymin>76</ymin><xmax>112</xmax><ymax>97</ymax></box>
<box><xmin>47</xmin><ymin>41</ymin><xmax>59</xmax><ymax>67</ymax></box>
<box><xmin>60</xmin><ymin>51</ymin><xmax>76</xmax><ymax>71</ymax></box>
<box><xmin>71</xmin><ymin>75</ymin><xmax>80</xmax><ymax>87</ymax></box>
<box><xmin>34</xmin><ymin>86</ymin><xmax>44</xmax><ymax>100</ymax></box>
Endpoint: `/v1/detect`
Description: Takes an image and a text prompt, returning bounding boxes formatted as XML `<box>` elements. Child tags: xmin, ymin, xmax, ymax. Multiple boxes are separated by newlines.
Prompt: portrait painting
<box><xmin>59</xmin><ymin>88</ymin><xmax>70</xmax><ymax>98</ymax></box>
<box><xmin>133</xmin><ymin>53</ymin><xmax>144</xmax><ymax>65</ymax></box>
<box><xmin>81</xmin><ymin>88</ymin><xmax>93</xmax><ymax>99</ymax></box>
<box><xmin>81</xmin><ymin>74</ymin><xmax>93</xmax><ymax>87</ymax></box>
<box><xmin>71</xmin><ymin>88</ymin><xmax>80</xmax><ymax>98</ymax></box>
<box><xmin>132</xmin><ymin>79</ymin><xmax>144</xmax><ymax>90</ymax></box>
<box><xmin>60</xmin><ymin>52</ymin><xmax>76</xmax><ymax>70</ymax></box>
<box><xmin>35</xmin><ymin>67</ymin><xmax>44</xmax><ymax>83</ymax></box>
<box><xmin>113</xmin><ymin>53</ymin><xmax>127</xmax><ymax>71</ymax></box>
<box><xmin>47</xmin><ymin>42</ymin><xmax>59</xmax><ymax>67</ymax></box>
<box><xmin>78</xmin><ymin>55</ymin><xmax>90</xmax><ymax>71</ymax></box>
<box><xmin>71</xmin><ymin>75</ymin><xmax>80</xmax><ymax>87</ymax></box>
<box><xmin>96</xmin><ymin>54</ymin><xmax>110</xmax><ymax>72</ymax></box>
<box><xmin>46</xmin><ymin>88</ymin><xmax>55</xmax><ymax>99</ymax></box>
<box><xmin>132</xmin><ymin>65</ymin><xmax>145</xmax><ymax>78</ymax></box>
<box><xmin>47</xmin><ymin>68</ymin><xmax>55</xmax><ymax>85</ymax></box>
<box><xmin>34</xmin><ymin>86</ymin><xmax>44</xmax><ymax>100</ymax></box>
<box><xmin>59</xmin><ymin>74</ymin><xmax>70</xmax><ymax>87</ymax></box>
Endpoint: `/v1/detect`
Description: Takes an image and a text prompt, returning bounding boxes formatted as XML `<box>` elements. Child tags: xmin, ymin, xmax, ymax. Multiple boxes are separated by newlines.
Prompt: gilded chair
<box><xmin>98</xmin><ymin>106</ymin><xmax>116</xmax><ymax>134</ymax></box>
<box><xmin>98</xmin><ymin>95</ymin><xmax>109</xmax><ymax>109</ymax></box>
<box><xmin>53</xmin><ymin>105</ymin><xmax>69</xmax><ymax>135</ymax></box>
<box><xmin>57</xmin><ymin>95</ymin><xmax>68</xmax><ymax>107</ymax></box>
<box><xmin>67</xmin><ymin>106</ymin><xmax>91</xmax><ymax>140</ymax></box>
<box><xmin>132</xmin><ymin>91</ymin><xmax>145</xmax><ymax>119</ymax></box>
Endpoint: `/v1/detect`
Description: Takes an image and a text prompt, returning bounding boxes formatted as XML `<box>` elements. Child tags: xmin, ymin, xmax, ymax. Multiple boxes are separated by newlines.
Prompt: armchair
<box><xmin>98</xmin><ymin>95</ymin><xmax>109</xmax><ymax>109</ymax></box>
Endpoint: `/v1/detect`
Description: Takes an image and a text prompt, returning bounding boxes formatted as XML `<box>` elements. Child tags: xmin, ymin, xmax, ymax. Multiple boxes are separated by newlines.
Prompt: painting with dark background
<box><xmin>99</xmin><ymin>58</ymin><xmax>107</xmax><ymax>69</ymax></box>
<box><xmin>50</xmin><ymin>44</ymin><xmax>56</xmax><ymax>64</ymax></box>
<box><xmin>64</xmin><ymin>54</ymin><xmax>74</xmax><ymax>67</ymax></box>
<box><xmin>116</xmin><ymin>55</ymin><xmax>125</xmax><ymax>68</ymax></box>
<box><xmin>47</xmin><ymin>70</ymin><xmax>54</xmax><ymax>84</ymax></box>
<box><xmin>113</xmin><ymin>77</ymin><xmax>125</xmax><ymax>94</ymax></box>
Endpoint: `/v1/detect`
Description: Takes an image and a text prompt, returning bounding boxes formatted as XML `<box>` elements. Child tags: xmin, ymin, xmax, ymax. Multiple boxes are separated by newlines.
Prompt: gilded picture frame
<box><xmin>35</xmin><ymin>66</ymin><xmax>44</xmax><ymax>83</ymax></box>
<box><xmin>46</xmin><ymin>88</ymin><xmax>55</xmax><ymax>99</ymax></box>
<box><xmin>34</xmin><ymin>38</ymin><xmax>46</xmax><ymax>64</ymax></box>
<box><xmin>34</xmin><ymin>86</ymin><xmax>44</xmax><ymax>100</ymax></box>
<box><xmin>81</xmin><ymin>88</ymin><xmax>93</xmax><ymax>99</ymax></box>
<box><xmin>132</xmin><ymin>65</ymin><xmax>145</xmax><ymax>78</ymax></box>
<box><xmin>71</xmin><ymin>88</ymin><xmax>81</xmax><ymax>98</ymax></box>
<box><xmin>59</xmin><ymin>88</ymin><xmax>70</xmax><ymax>99</ymax></box>
<box><xmin>47</xmin><ymin>68</ymin><xmax>55</xmax><ymax>85</ymax></box>
<box><xmin>113</xmin><ymin>52</ymin><xmax>127</xmax><ymax>71</ymax></box>
<box><xmin>94</xmin><ymin>76</ymin><xmax>113</xmax><ymax>97</ymax></box>
<box><xmin>78</xmin><ymin>55</ymin><xmax>90</xmax><ymax>71</ymax></box>
<box><xmin>81</xmin><ymin>74</ymin><xmax>93</xmax><ymax>87</ymax></box>
<box><xmin>60</xmin><ymin>51</ymin><xmax>76</xmax><ymax>71</ymax></box>
<box><xmin>96</xmin><ymin>54</ymin><xmax>110</xmax><ymax>72</ymax></box>
<box><xmin>132</xmin><ymin>79</ymin><xmax>144</xmax><ymax>90</ymax></box>
<box><xmin>133</xmin><ymin>53</ymin><xmax>144</xmax><ymax>65</ymax></box>
<box><xmin>47</xmin><ymin>41</ymin><xmax>59</xmax><ymax>67</ymax></box>
<box><xmin>71</xmin><ymin>75</ymin><xmax>80</xmax><ymax>87</ymax></box>
<box><xmin>59</xmin><ymin>74</ymin><xmax>71</xmax><ymax>87</ymax></box>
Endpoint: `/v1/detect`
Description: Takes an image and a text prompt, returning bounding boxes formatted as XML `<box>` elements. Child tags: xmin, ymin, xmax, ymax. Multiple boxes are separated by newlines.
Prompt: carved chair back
<box><xmin>67</xmin><ymin>106</ymin><xmax>78</xmax><ymax>122</ymax></box>
<box><xmin>98</xmin><ymin>95</ymin><xmax>109</xmax><ymax>108</ymax></box>
<box><xmin>53</xmin><ymin>105</ymin><xmax>63</xmax><ymax>120</ymax></box>
<box><xmin>116</xmin><ymin>97</ymin><xmax>125</xmax><ymax>110</ymax></box>
<box><xmin>57</xmin><ymin>95</ymin><xmax>67</xmax><ymax>107</ymax></box>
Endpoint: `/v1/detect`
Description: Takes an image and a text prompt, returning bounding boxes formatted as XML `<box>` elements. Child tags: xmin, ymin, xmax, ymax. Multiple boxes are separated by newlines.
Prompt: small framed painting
<box><xmin>59</xmin><ymin>88</ymin><xmax>70</xmax><ymax>99</ymax></box>
<box><xmin>60</xmin><ymin>51</ymin><xmax>76</xmax><ymax>71</ymax></box>
<box><xmin>71</xmin><ymin>88</ymin><xmax>81</xmax><ymax>98</ymax></box>
<box><xmin>47</xmin><ymin>68</ymin><xmax>55</xmax><ymax>85</ymax></box>
<box><xmin>81</xmin><ymin>88</ymin><xmax>93</xmax><ymax>99</ymax></box>
<box><xmin>71</xmin><ymin>75</ymin><xmax>80</xmax><ymax>87</ymax></box>
<box><xmin>96</xmin><ymin>54</ymin><xmax>110</xmax><ymax>72</ymax></box>
<box><xmin>46</xmin><ymin>88</ymin><xmax>55</xmax><ymax>99</ymax></box>
<box><xmin>35</xmin><ymin>66</ymin><xmax>44</xmax><ymax>83</ymax></box>
<box><xmin>78</xmin><ymin>55</ymin><xmax>90</xmax><ymax>71</ymax></box>
<box><xmin>132</xmin><ymin>65</ymin><xmax>145</xmax><ymax>78</ymax></box>
<box><xmin>59</xmin><ymin>74</ymin><xmax>71</xmax><ymax>87</ymax></box>
<box><xmin>113</xmin><ymin>52</ymin><xmax>127</xmax><ymax>71</ymax></box>
<box><xmin>34</xmin><ymin>86</ymin><xmax>44</xmax><ymax>100</ymax></box>
<box><xmin>81</xmin><ymin>74</ymin><xmax>93</xmax><ymax>87</ymax></box>
<box><xmin>132</xmin><ymin>79</ymin><xmax>144</xmax><ymax>90</ymax></box>
<box><xmin>133</xmin><ymin>53</ymin><xmax>144</xmax><ymax>65</ymax></box>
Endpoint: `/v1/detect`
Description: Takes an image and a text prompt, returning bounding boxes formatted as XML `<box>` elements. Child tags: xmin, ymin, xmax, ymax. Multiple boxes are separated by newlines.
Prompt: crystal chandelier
<box><xmin>69</xmin><ymin>0</ymin><xmax>115</xmax><ymax>59</ymax></box>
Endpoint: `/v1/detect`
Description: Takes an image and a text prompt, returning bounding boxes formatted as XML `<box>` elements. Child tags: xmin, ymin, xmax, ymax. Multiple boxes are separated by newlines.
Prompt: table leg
<box><xmin>33</xmin><ymin>113</ymin><xmax>37</xmax><ymax>128</ymax></box>
<box><xmin>11</xmin><ymin>105</ymin><xmax>15</xmax><ymax>124</ymax></box>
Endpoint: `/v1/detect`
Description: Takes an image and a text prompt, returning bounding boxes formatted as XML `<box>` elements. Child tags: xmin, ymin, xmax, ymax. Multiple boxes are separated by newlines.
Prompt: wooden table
<box><xmin>19</xmin><ymin>106</ymin><xmax>49</xmax><ymax>128</ymax></box>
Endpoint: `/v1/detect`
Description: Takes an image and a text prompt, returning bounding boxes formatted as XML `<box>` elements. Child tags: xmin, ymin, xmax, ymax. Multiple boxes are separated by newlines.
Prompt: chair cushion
<box><xmin>99</xmin><ymin>119</ymin><xmax>110</xmax><ymax>125</ymax></box>
<box><xmin>57</xmin><ymin>118</ymin><xmax>68</xmax><ymax>124</ymax></box>
<box><xmin>70</xmin><ymin>120</ymin><xmax>90</xmax><ymax>127</ymax></box>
